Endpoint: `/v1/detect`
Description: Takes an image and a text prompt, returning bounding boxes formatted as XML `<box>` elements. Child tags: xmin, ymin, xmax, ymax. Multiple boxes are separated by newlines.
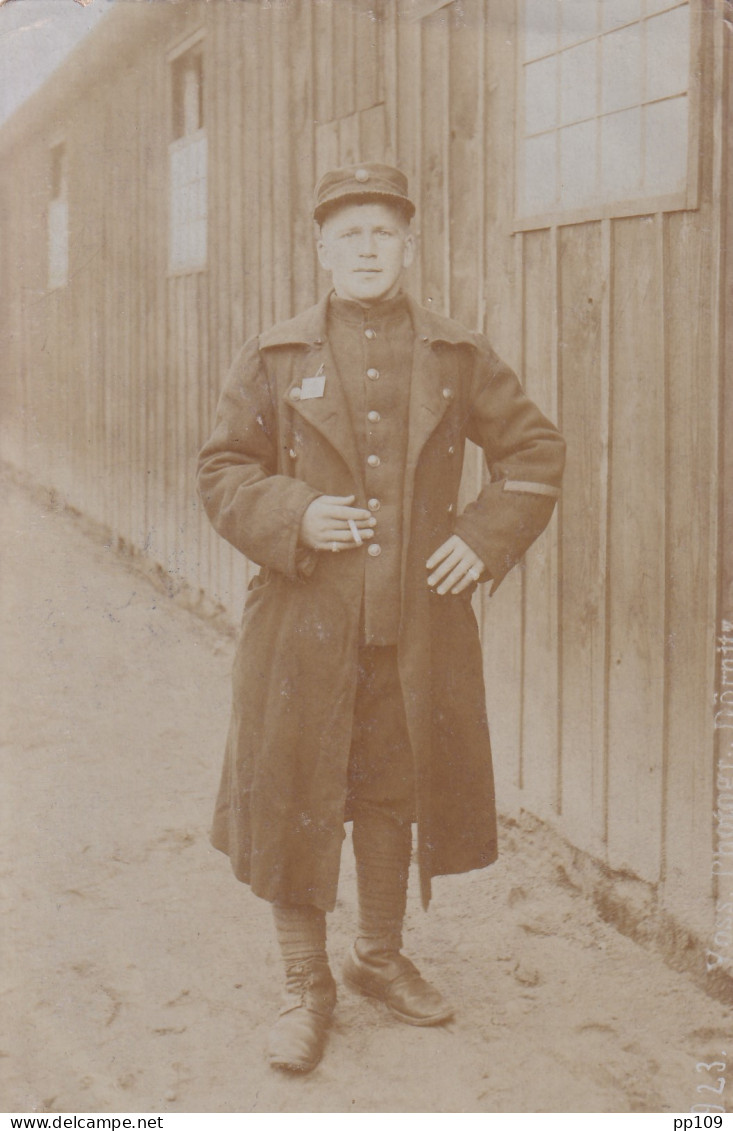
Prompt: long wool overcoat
<box><xmin>197</xmin><ymin>292</ymin><xmax>565</xmax><ymax>911</ymax></box>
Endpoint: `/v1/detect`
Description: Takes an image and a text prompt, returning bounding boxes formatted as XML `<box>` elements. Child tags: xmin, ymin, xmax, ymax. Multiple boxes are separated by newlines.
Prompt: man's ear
<box><xmin>316</xmin><ymin>236</ymin><xmax>331</xmax><ymax>272</ymax></box>
<box><xmin>402</xmin><ymin>232</ymin><xmax>415</xmax><ymax>270</ymax></box>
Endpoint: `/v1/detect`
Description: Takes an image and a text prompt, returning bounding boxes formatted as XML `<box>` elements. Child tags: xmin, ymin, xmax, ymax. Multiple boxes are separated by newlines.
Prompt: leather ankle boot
<box><xmin>268</xmin><ymin>958</ymin><xmax>337</xmax><ymax>1073</ymax></box>
<box><xmin>343</xmin><ymin>943</ymin><xmax>454</xmax><ymax>1026</ymax></box>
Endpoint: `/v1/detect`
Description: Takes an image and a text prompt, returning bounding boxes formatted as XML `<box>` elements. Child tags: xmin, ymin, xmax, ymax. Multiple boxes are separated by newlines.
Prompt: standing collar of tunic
<box><xmin>328</xmin><ymin>290</ymin><xmax>410</xmax><ymax>328</ymax></box>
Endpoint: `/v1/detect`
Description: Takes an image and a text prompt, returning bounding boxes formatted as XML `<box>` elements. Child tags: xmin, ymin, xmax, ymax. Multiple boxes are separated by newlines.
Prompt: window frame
<box><xmin>513</xmin><ymin>0</ymin><xmax>702</xmax><ymax>231</ymax></box>
<box><xmin>47</xmin><ymin>138</ymin><xmax>69</xmax><ymax>291</ymax></box>
<box><xmin>167</xmin><ymin>27</ymin><xmax>208</xmax><ymax>276</ymax></box>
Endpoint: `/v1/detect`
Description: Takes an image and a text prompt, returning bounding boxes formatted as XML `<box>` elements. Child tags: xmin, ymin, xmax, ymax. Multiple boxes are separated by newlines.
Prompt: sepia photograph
<box><xmin>1</xmin><ymin>0</ymin><xmax>731</xmax><ymax>1116</ymax></box>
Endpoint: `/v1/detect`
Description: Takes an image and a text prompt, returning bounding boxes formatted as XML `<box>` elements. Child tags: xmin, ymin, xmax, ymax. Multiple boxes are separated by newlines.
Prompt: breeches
<box><xmin>345</xmin><ymin>645</ymin><xmax>416</xmax><ymax>824</ymax></box>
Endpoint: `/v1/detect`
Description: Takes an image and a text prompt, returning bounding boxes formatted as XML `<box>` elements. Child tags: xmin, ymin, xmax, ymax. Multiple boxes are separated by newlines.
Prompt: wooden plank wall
<box><xmin>0</xmin><ymin>0</ymin><xmax>724</xmax><ymax>937</ymax></box>
<box><xmin>383</xmin><ymin>0</ymin><xmax>722</xmax><ymax>933</ymax></box>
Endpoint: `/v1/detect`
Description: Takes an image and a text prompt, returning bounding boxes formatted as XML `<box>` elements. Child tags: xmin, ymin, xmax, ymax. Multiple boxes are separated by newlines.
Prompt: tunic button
<box><xmin>447</xmin><ymin>503</ymin><xmax>454</xmax><ymax>513</ymax></box>
<box><xmin>367</xmin><ymin>454</ymin><xmax>381</xmax><ymax>468</ymax></box>
<box><xmin>290</xmin><ymin>387</ymin><xmax>302</xmax><ymax>400</ymax></box>
<box><xmin>367</xmin><ymin>410</ymin><xmax>381</xmax><ymax>423</ymax></box>
<box><xmin>367</xmin><ymin>497</ymin><xmax>381</xmax><ymax>511</ymax></box>
<box><xmin>448</xmin><ymin>445</ymin><xmax>455</xmax><ymax>455</ymax></box>
<box><xmin>364</xmin><ymin>328</ymin><xmax>376</xmax><ymax>340</ymax></box>
<box><xmin>368</xmin><ymin>543</ymin><xmax>382</xmax><ymax>557</ymax></box>
<box><xmin>366</xmin><ymin>368</ymin><xmax>380</xmax><ymax>380</ymax></box>
<box><xmin>442</xmin><ymin>387</ymin><xmax>454</xmax><ymax>401</ymax></box>
<box><xmin>289</xmin><ymin>448</ymin><xmax>297</xmax><ymax>460</ymax></box>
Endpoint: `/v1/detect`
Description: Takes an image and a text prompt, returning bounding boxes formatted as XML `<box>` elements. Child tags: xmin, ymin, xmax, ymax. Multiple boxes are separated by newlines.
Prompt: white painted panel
<box><xmin>644</xmin><ymin>95</ymin><xmax>688</xmax><ymax>194</ymax></box>
<box><xmin>645</xmin><ymin>0</ymin><xmax>683</xmax><ymax>13</ymax></box>
<box><xmin>560</xmin><ymin>0</ymin><xmax>598</xmax><ymax>47</ymax></box>
<box><xmin>560</xmin><ymin>119</ymin><xmax>597</xmax><ymax>205</ymax></box>
<box><xmin>525</xmin><ymin>55</ymin><xmax>558</xmax><ymax>134</ymax></box>
<box><xmin>601</xmin><ymin>23</ymin><xmax>642</xmax><ymax>113</ymax></box>
<box><xmin>524</xmin><ymin>0</ymin><xmax>559</xmax><ymax>61</ymax></box>
<box><xmin>522</xmin><ymin>131</ymin><xmax>557</xmax><ymax>213</ymax></box>
<box><xmin>601</xmin><ymin>106</ymin><xmax>642</xmax><ymax>197</ymax></box>
<box><xmin>646</xmin><ymin>4</ymin><xmax>690</xmax><ymax>102</ymax></box>
<box><xmin>602</xmin><ymin>0</ymin><xmax>641</xmax><ymax>31</ymax></box>
<box><xmin>560</xmin><ymin>39</ymin><xmax>597</xmax><ymax>125</ymax></box>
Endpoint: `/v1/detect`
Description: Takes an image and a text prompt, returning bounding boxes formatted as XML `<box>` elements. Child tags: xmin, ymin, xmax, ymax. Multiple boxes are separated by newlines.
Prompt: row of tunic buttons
<box><xmin>365</xmin><ymin>327</ymin><xmax>380</xmax><ymax>557</ymax></box>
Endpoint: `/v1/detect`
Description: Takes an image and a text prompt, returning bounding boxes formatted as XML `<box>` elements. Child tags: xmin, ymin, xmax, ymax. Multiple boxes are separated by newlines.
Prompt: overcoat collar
<box><xmin>258</xmin><ymin>291</ymin><xmax>476</xmax><ymax>350</ymax></box>
<box><xmin>259</xmin><ymin>291</ymin><xmax>476</xmax><ymax>502</ymax></box>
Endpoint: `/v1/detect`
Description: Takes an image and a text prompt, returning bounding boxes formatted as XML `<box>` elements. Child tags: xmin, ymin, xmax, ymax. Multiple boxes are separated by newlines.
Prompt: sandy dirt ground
<box><xmin>2</xmin><ymin>478</ymin><xmax>731</xmax><ymax>1114</ymax></box>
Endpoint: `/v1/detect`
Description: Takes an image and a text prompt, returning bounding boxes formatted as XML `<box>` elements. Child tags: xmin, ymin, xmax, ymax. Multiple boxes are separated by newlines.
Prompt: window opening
<box><xmin>48</xmin><ymin>142</ymin><xmax>69</xmax><ymax>289</ymax></box>
<box><xmin>169</xmin><ymin>44</ymin><xmax>207</xmax><ymax>273</ymax></box>
<box><xmin>517</xmin><ymin>0</ymin><xmax>693</xmax><ymax>224</ymax></box>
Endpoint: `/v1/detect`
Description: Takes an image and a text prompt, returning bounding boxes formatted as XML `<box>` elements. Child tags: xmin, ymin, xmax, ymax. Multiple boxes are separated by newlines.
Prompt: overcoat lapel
<box><xmin>287</xmin><ymin>342</ymin><xmax>365</xmax><ymax>497</ymax></box>
<box><xmin>260</xmin><ymin>294</ymin><xmax>364</xmax><ymax>496</ymax></box>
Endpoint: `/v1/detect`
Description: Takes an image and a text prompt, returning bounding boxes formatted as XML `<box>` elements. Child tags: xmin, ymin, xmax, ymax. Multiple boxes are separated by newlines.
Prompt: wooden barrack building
<box><xmin>1</xmin><ymin>0</ymin><xmax>730</xmax><ymax>975</ymax></box>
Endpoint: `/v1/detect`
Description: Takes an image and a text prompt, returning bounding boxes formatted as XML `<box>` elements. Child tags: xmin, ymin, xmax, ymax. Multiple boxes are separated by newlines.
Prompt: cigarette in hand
<box><xmin>348</xmin><ymin>519</ymin><xmax>363</xmax><ymax>546</ymax></box>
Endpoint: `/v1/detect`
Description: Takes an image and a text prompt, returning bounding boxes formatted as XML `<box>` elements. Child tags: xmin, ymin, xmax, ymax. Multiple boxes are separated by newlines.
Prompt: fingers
<box><xmin>427</xmin><ymin>549</ymin><xmax>464</xmax><ymax>594</ymax></box>
<box><xmin>426</xmin><ymin>536</ymin><xmax>484</xmax><ymax>595</ymax></box>
<box><xmin>425</xmin><ymin>536</ymin><xmax>457</xmax><ymax>572</ymax></box>
<box><xmin>327</xmin><ymin>506</ymin><xmax>374</xmax><ymax>524</ymax></box>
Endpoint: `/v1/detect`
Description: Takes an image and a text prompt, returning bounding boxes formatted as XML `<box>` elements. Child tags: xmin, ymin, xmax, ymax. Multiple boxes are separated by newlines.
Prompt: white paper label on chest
<box><xmin>300</xmin><ymin>366</ymin><xmax>326</xmax><ymax>400</ymax></box>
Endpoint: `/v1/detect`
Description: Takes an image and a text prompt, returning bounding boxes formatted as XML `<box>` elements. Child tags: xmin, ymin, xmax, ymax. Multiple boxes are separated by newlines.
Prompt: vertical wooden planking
<box><xmin>241</xmin><ymin>2</ymin><xmax>262</xmax><ymax>336</ymax></box>
<box><xmin>290</xmin><ymin>0</ymin><xmax>317</xmax><ymax>310</ymax></box>
<box><xmin>447</xmin><ymin>0</ymin><xmax>482</xmax><ymax>329</ymax></box>
<box><xmin>419</xmin><ymin>11</ymin><xmax>449</xmax><ymax>311</ymax></box>
<box><xmin>477</xmin><ymin>0</ymin><xmax>524</xmax><ymax>815</ymax></box>
<box><xmin>315</xmin><ymin>121</ymin><xmax>340</xmax><ymax>179</ymax></box>
<box><xmin>313</xmin><ymin>0</ymin><xmax>334</xmax><ymax>127</ymax></box>
<box><xmin>135</xmin><ymin>62</ymin><xmax>149</xmax><ymax>555</ymax></box>
<box><xmin>271</xmin><ymin>4</ymin><xmax>293</xmax><ymax>322</ymax></box>
<box><xmin>338</xmin><ymin>112</ymin><xmax>361</xmax><ymax>164</ymax></box>
<box><xmin>228</xmin><ymin>6</ymin><xmax>246</xmax><ymax>359</ymax></box>
<box><xmin>663</xmin><ymin>206</ymin><xmax>718</xmax><ymax>927</ymax></box>
<box><xmin>557</xmin><ymin>219</ymin><xmax>608</xmax><ymax>855</ymax></box>
<box><xmin>107</xmin><ymin>87</ymin><xmax>120</xmax><ymax>549</ymax></box>
<box><xmin>170</xmin><ymin>276</ymin><xmax>185</xmax><ymax>579</ymax></box>
<box><xmin>355</xmin><ymin>0</ymin><xmax>380</xmax><ymax>110</ymax></box>
<box><xmin>122</xmin><ymin>68</ymin><xmax>135</xmax><ymax>550</ymax></box>
<box><xmin>395</xmin><ymin>13</ymin><xmax>422</xmax><ymax>239</ymax></box>
<box><xmin>152</xmin><ymin>33</ymin><xmax>169</xmax><ymax>577</ymax></box>
<box><xmin>382</xmin><ymin>0</ymin><xmax>398</xmax><ymax>162</ymax></box>
<box><xmin>521</xmin><ymin>226</ymin><xmax>560</xmax><ymax>817</ymax></box>
<box><xmin>480</xmin><ymin>0</ymin><xmax>518</xmax><ymax>355</ymax></box>
<box><xmin>332</xmin><ymin>0</ymin><xmax>356</xmax><ymax>119</ymax></box>
<box><xmin>606</xmin><ymin>215</ymin><xmax>665</xmax><ymax>883</ymax></box>
<box><xmin>358</xmin><ymin>104</ymin><xmax>387</xmax><ymax>161</ymax></box>
<box><xmin>129</xmin><ymin>67</ymin><xmax>143</xmax><ymax>552</ymax></box>
<box><xmin>449</xmin><ymin>0</ymin><xmax>485</xmax><ymax>582</ymax></box>
<box><xmin>258</xmin><ymin>5</ymin><xmax>274</xmax><ymax>332</ymax></box>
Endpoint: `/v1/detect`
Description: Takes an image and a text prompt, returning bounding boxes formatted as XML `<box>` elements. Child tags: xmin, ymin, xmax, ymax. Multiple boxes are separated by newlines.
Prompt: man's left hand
<box><xmin>426</xmin><ymin>535</ymin><xmax>485</xmax><ymax>595</ymax></box>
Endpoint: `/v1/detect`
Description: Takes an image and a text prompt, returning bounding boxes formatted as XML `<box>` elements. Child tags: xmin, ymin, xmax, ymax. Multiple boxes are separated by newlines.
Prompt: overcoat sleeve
<box><xmin>453</xmin><ymin>336</ymin><xmax>566</xmax><ymax>593</ymax></box>
<box><xmin>196</xmin><ymin>337</ymin><xmax>321</xmax><ymax>580</ymax></box>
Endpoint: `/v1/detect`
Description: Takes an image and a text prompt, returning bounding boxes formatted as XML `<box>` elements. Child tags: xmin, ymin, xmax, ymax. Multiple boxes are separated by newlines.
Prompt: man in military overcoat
<box><xmin>197</xmin><ymin>163</ymin><xmax>565</xmax><ymax>1073</ymax></box>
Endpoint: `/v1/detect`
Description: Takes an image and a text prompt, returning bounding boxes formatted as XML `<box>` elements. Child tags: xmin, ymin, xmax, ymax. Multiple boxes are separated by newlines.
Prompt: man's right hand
<box><xmin>299</xmin><ymin>495</ymin><xmax>376</xmax><ymax>552</ymax></box>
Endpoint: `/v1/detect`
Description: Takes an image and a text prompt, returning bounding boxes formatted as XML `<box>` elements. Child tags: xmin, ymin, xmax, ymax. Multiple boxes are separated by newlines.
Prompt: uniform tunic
<box><xmin>328</xmin><ymin>293</ymin><xmax>416</xmax><ymax>819</ymax></box>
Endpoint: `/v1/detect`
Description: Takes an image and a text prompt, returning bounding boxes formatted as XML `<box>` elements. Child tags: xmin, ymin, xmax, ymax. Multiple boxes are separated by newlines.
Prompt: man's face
<box><xmin>316</xmin><ymin>202</ymin><xmax>414</xmax><ymax>306</ymax></box>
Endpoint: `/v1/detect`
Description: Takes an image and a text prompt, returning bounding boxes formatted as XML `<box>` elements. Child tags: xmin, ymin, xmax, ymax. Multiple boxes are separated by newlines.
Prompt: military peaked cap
<box><xmin>313</xmin><ymin>162</ymin><xmax>416</xmax><ymax>225</ymax></box>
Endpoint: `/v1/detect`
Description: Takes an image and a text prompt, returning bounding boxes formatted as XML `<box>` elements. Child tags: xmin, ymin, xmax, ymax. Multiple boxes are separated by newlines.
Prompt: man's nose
<box><xmin>358</xmin><ymin>233</ymin><xmax>378</xmax><ymax>255</ymax></box>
